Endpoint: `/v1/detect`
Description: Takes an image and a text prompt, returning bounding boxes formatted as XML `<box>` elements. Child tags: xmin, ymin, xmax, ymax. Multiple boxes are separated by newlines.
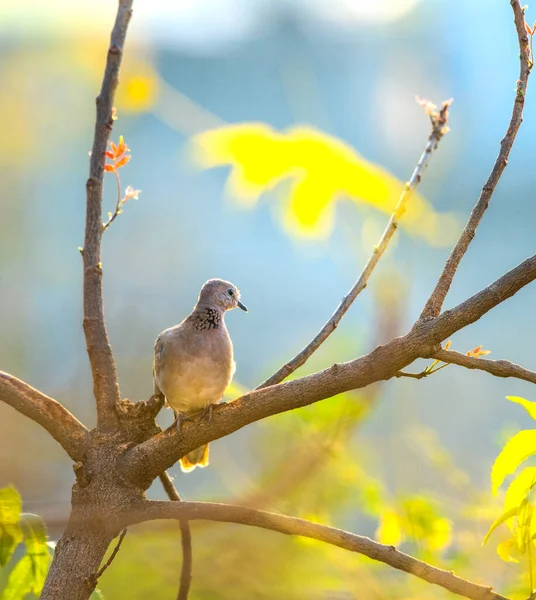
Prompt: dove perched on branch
<box><xmin>153</xmin><ymin>279</ymin><xmax>247</xmax><ymax>472</ymax></box>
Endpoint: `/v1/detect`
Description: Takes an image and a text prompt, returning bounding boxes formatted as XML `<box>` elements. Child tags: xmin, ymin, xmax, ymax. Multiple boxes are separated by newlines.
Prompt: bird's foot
<box><xmin>174</xmin><ymin>412</ymin><xmax>194</xmax><ymax>439</ymax></box>
<box><xmin>199</xmin><ymin>404</ymin><xmax>213</xmax><ymax>424</ymax></box>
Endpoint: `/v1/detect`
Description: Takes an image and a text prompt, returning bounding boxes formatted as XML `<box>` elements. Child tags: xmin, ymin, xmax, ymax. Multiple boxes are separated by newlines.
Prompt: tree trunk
<box><xmin>41</xmin><ymin>523</ymin><xmax>112</xmax><ymax>600</ymax></box>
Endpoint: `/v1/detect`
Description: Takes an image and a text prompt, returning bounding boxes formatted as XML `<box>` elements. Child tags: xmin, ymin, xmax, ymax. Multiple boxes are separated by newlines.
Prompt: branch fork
<box><xmin>0</xmin><ymin>2</ymin><xmax>533</xmax><ymax>600</ymax></box>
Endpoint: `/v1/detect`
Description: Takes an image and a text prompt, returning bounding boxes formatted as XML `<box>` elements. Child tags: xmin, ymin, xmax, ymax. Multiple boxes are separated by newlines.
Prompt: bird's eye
<box><xmin>227</xmin><ymin>288</ymin><xmax>234</xmax><ymax>297</ymax></box>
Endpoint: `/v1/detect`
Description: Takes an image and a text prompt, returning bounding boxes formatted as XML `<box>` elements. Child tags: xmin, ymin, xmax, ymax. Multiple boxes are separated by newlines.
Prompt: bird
<box><xmin>153</xmin><ymin>278</ymin><xmax>247</xmax><ymax>473</ymax></box>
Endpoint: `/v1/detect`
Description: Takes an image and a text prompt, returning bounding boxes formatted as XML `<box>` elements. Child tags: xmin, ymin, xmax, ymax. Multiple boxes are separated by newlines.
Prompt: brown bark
<box><xmin>122</xmin><ymin>251</ymin><xmax>536</xmax><ymax>485</ymax></box>
<box><xmin>40</xmin><ymin>524</ymin><xmax>113</xmax><ymax>600</ymax></box>
<box><xmin>0</xmin><ymin>372</ymin><xmax>88</xmax><ymax>461</ymax></box>
<box><xmin>0</xmin><ymin>2</ymin><xmax>532</xmax><ymax>600</ymax></box>
<box><xmin>83</xmin><ymin>0</ymin><xmax>133</xmax><ymax>432</ymax></box>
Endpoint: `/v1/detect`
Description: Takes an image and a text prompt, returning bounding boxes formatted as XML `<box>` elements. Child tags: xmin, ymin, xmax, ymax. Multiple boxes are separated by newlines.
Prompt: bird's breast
<box><xmin>159</xmin><ymin>344</ymin><xmax>234</xmax><ymax>415</ymax></box>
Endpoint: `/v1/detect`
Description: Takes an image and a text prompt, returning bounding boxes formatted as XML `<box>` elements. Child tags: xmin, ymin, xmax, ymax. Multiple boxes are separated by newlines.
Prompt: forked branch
<box><xmin>0</xmin><ymin>371</ymin><xmax>89</xmax><ymax>461</ymax></box>
<box><xmin>124</xmin><ymin>252</ymin><xmax>536</xmax><ymax>484</ymax></box>
<box><xmin>420</xmin><ymin>0</ymin><xmax>531</xmax><ymax>319</ymax></box>
<box><xmin>257</xmin><ymin>100</ymin><xmax>452</xmax><ymax>389</ymax></box>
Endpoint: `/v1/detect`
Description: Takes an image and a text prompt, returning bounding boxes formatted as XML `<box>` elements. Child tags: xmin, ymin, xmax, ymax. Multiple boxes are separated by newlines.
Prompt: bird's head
<box><xmin>197</xmin><ymin>279</ymin><xmax>247</xmax><ymax>313</ymax></box>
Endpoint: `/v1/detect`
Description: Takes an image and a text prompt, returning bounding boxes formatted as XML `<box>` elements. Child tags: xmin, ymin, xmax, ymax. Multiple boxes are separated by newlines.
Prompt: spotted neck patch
<box><xmin>192</xmin><ymin>307</ymin><xmax>222</xmax><ymax>331</ymax></box>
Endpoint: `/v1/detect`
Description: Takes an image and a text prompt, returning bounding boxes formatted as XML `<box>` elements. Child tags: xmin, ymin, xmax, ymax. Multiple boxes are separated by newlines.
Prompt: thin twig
<box><xmin>125</xmin><ymin>501</ymin><xmax>508</xmax><ymax>600</ymax></box>
<box><xmin>258</xmin><ymin>100</ymin><xmax>451</xmax><ymax>389</ymax></box>
<box><xmin>102</xmin><ymin>170</ymin><xmax>122</xmax><ymax>231</ymax></box>
<box><xmin>177</xmin><ymin>519</ymin><xmax>192</xmax><ymax>600</ymax></box>
<box><xmin>396</xmin><ymin>370</ymin><xmax>428</xmax><ymax>380</ymax></box>
<box><xmin>159</xmin><ymin>471</ymin><xmax>182</xmax><ymax>501</ymax></box>
<box><xmin>0</xmin><ymin>371</ymin><xmax>89</xmax><ymax>461</ymax></box>
<box><xmin>94</xmin><ymin>529</ymin><xmax>127</xmax><ymax>581</ymax></box>
<box><xmin>431</xmin><ymin>348</ymin><xmax>536</xmax><ymax>384</ymax></box>
<box><xmin>420</xmin><ymin>0</ymin><xmax>531</xmax><ymax>319</ymax></box>
<box><xmin>396</xmin><ymin>362</ymin><xmax>450</xmax><ymax>380</ymax></box>
<box><xmin>83</xmin><ymin>0</ymin><xmax>134</xmax><ymax>430</ymax></box>
<box><xmin>159</xmin><ymin>473</ymin><xmax>192</xmax><ymax>600</ymax></box>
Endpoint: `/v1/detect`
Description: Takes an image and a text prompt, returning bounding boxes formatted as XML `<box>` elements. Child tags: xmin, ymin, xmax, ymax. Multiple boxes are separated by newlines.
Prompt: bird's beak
<box><xmin>237</xmin><ymin>300</ymin><xmax>248</xmax><ymax>312</ymax></box>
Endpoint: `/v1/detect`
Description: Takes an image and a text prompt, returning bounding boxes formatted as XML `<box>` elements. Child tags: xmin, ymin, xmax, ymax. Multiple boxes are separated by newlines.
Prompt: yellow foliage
<box><xmin>485</xmin><ymin>429</ymin><xmax>536</xmax><ymax>564</ymax></box>
<box><xmin>376</xmin><ymin>497</ymin><xmax>451</xmax><ymax>552</ymax></box>
<box><xmin>491</xmin><ymin>430</ymin><xmax>536</xmax><ymax>495</ymax></box>
<box><xmin>401</xmin><ymin>497</ymin><xmax>452</xmax><ymax>552</ymax></box>
<box><xmin>496</xmin><ymin>539</ymin><xmax>520</xmax><ymax>563</ymax></box>
<box><xmin>483</xmin><ymin>506</ymin><xmax>519</xmax><ymax>545</ymax></box>
<box><xmin>505</xmin><ymin>468</ymin><xmax>536</xmax><ymax>517</ymax></box>
<box><xmin>376</xmin><ymin>509</ymin><xmax>403</xmax><ymax>546</ymax></box>
<box><xmin>192</xmin><ymin>123</ymin><xmax>458</xmax><ymax>245</ymax></box>
<box><xmin>507</xmin><ymin>396</ymin><xmax>536</xmax><ymax>421</ymax></box>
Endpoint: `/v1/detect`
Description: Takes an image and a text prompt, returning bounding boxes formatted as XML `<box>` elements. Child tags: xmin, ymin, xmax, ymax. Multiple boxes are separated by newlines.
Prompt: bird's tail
<box><xmin>180</xmin><ymin>443</ymin><xmax>210</xmax><ymax>473</ymax></box>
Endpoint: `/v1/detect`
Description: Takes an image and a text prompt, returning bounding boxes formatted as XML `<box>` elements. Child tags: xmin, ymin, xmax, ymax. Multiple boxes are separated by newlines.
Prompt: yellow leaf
<box><xmin>516</xmin><ymin>497</ymin><xmax>534</xmax><ymax>553</ymax></box>
<box><xmin>491</xmin><ymin>430</ymin><xmax>536</xmax><ymax>495</ymax></box>
<box><xmin>505</xmin><ymin>467</ymin><xmax>536</xmax><ymax>515</ymax></box>
<box><xmin>192</xmin><ymin>124</ymin><xmax>292</xmax><ymax>205</ymax></box>
<box><xmin>483</xmin><ymin>506</ymin><xmax>520</xmax><ymax>545</ymax></box>
<box><xmin>427</xmin><ymin>516</ymin><xmax>452</xmax><ymax>552</ymax></box>
<box><xmin>400</xmin><ymin>497</ymin><xmax>452</xmax><ymax>552</ymax></box>
<box><xmin>507</xmin><ymin>396</ymin><xmax>536</xmax><ymax>421</ymax></box>
<box><xmin>497</xmin><ymin>538</ymin><xmax>520</xmax><ymax>563</ymax></box>
<box><xmin>376</xmin><ymin>509</ymin><xmax>403</xmax><ymax>546</ymax></box>
<box><xmin>191</xmin><ymin>123</ymin><xmax>458</xmax><ymax>245</ymax></box>
<box><xmin>284</xmin><ymin>173</ymin><xmax>336</xmax><ymax>239</ymax></box>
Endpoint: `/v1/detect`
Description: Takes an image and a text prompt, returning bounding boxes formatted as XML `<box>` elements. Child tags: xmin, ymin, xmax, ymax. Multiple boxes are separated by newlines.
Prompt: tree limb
<box><xmin>0</xmin><ymin>371</ymin><xmax>89</xmax><ymax>461</ymax></box>
<box><xmin>420</xmin><ymin>0</ymin><xmax>531</xmax><ymax>319</ymax></box>
<box><xmin>93</xmin><ymin>529</ymin><xmax>127</xmax><ymax>583</ymax></box>
<box><xmin>431</xmin><ymin>348</ymin><xmax>536</xmax><ymax>384</ymax></box>
<box><xmin>258</xmin><ymin>100</ymin><xmax>451</xmax><ymax>389</ymax></box>
<box><xmin>428</xmin><ymin>253</ymin><xmax>536</xmax><ymax>341</ymax></box>
<box><xmin>159</xmin><ymin>473</ymin><xmax>193</xmax><ymax>600</ymax></box>
<box><xmin>83</xmin><ymin>0</ymin><xmax>133</xmax><ymax>430</ymax></box>
<box><xmin>123</xmin><ymin>501</ymin><xmax>508</xmax><ymax>600</ymax></box>
<box><xmin>123</xmin><ymin>252</ymin><xmax>536</xmax><ymax>485</ymax></box>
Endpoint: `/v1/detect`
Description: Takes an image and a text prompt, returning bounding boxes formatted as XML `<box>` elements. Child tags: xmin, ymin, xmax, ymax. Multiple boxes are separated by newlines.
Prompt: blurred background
<box><xmin>1</xmin><ymin>0</ymin><xmax>536</xmax><ymax>598</ymax></box>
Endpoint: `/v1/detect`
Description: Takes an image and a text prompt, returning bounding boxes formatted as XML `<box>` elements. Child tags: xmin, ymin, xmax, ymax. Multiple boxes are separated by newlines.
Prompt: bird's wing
<box><xmin>153</xmin><ymin>331</ymin><xmax>166</xmax><ymax>398</ymax></box>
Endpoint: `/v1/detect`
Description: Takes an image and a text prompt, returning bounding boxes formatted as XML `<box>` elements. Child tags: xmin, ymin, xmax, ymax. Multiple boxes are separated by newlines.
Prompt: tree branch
<box><xmin>420</xmin><ymin>0</ymin><xmax>531</xmax><ymax>319</ymax></box>
<box><xmin>92</xmin><ymin>528</ymin><xmax>127</xmax><ymax>584</ymax></box>
<box><xmin>83</xmin><ymin>0</ymin><xmax>134</xmax><ymax>431</ymax></box>
<box><xmin>0</xmin><ymin>371</ymin><xmax>89</xmax><ymax>461</ymax></box>
<box><xmin>257</xmin><ymin>100</ymin><xmax>451</xmax><ymax>389</ymax></box>
<box><xmin>159</xmin><ymin>473</ymin><xmax>193</xmax><ymax>600</ymax></box>
<box><xmin>124</xmin><ymin>251</ymin><xmax>536</xmax><ymax>485</ymax></box>
<box><xmin>431</xmin><ymin>348</ymin><xmax>536</xmax><ymax>384</ymax></box>
<box><xmin>428</xmin><ymin>253</ymin><xmax>536</xmax><ymax>341</ymax></box>
<box><xmin>123</xmin><ymin>501</ymin><xmax>508</xmax><ymax>600</ymax></box>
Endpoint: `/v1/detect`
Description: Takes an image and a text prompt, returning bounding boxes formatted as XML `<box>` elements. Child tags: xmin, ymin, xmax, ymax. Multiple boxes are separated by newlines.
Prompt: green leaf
<box><xmin>20</xmin><ymin>513</ymin><xmax>47</xmax><ymax>553</ymax></box>
<box><xmin>491</xmin><ymin>430</ymin><xmax>536</xmax><ymax>494</ymax></box>
<box><xmin>0</xmin><ymin>486</ymin><xmax>23</xmax><ymax>567</ymax></box>
<box><xmin>2</xmin><ymin>556</ymin><xmax>35</xmax><ymax>600</ymax></box>
<box><xmin>483</xmin><ymin>506</ymin><xmax>520</xmax><ymax>545</ymax></box>
<box><xmin>19</xmin><ymin>513</ymin><xmax>50</xmax><ymax>596</ymax></box>
<box><xmin>507</xmin><ymin>396</ymin><xmax>536</xmax><ymax>421</ymax></box>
